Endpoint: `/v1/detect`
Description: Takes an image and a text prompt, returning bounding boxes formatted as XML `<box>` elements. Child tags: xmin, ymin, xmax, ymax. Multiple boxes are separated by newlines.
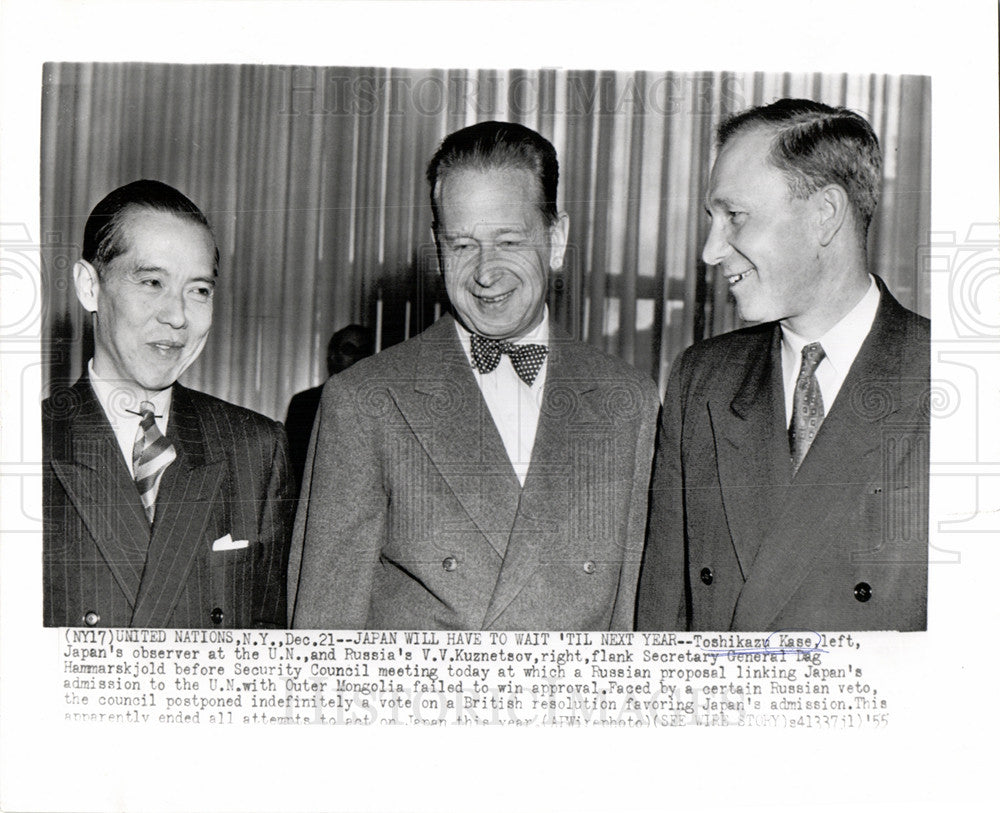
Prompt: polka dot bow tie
<box><xmin>469</xmin><ymin>333</ymin><xmax>549</xmax><ymax>386</ymax></box>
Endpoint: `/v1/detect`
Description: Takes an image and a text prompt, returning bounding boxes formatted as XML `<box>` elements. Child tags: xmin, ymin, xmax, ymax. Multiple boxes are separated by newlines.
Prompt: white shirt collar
<box><xmin>88</xmin><ymin>359</ymin><xmax>173</xmax><ymax>429</ymax></box>
<box><xmin>455</xmin><ymin>307</ymin><xmax>551</xmax><ymax>356</ymax></box>
<box><xmin>780</xmin><ymin>276</ymin><xmax>880</xmax><ymax>378</ymax></box>
<box><xmin>452</xmin><ymin>309</ymin><xmax>549</xmax><ymax>486</ymax></box>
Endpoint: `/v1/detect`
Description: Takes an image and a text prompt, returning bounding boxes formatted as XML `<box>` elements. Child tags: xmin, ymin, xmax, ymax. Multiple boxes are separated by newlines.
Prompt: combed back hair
<box><xmin>82</xmin><ymin>179</ymin><xmax>219</xmax><ymax>276</ymax></box>
<box><xmin>426</xmin><ymin>120</ymin><xmax>560</xmax><ymax>228</ymax></box>
<box><xmin>717</xmin><ymin>98</ymin><xmax>883</xmax><ymax>235</ymax></box>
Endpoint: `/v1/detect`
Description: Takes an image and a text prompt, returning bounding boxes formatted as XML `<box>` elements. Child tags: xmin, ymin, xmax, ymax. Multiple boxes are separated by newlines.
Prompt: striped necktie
<box><xmin>789</xmin><ymin>342</ymin><xmax>826</xmax><ymax>474</ymax></box>
<box><xmin>132</xmin><ymin>401</ymin><xmax>176</xmax><ymax>523</ymax></box>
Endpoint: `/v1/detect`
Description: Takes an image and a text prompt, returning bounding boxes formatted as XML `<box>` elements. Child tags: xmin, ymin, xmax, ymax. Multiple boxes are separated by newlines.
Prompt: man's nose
<box><xmin>701</xmin><ymin>219</ymin><xmax>733</xmax><ymax>267</ymax></box>
<box><xmin>156</xmin><ymin>291</ymin><xmax>187</xmax><ymax>328</ymax></box>
<box><xmin>473</xmin><ymin>248</ymin><xmax>504</xmax><ymax>287</ymax></box>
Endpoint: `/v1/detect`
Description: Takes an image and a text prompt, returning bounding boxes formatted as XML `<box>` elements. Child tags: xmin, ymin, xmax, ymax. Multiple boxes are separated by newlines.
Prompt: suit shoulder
<box><xmin>878</xmin><ymin>277</ymin><xmax>929</xmax><ymax>328</ymax></box>
<box><xmin>677</xmin><ymin>323</ymin><xmax>774</xmax><ymax>369</ymax></box>
<box><xmin>288</xmin><ymin>385</ymin><xmax>324</xmax><ymax>408</ymax></box>
<box><xmin>321</xmin><ymin>317</ymin><xmax>465</xmax><ymax>396</ymax></box>
<box><xmin>555</xmin><ymin>338</ymin><xmax>658</xmax><ymax>394</ymax></box>
<box><xmin>320</xmin><ymin>334</ymin><xmax>423</xmax><ymax>397</ymax></box>
<box><xmin>899</xmin><ymin>306</ymin><xmax>930</xmax><ymax>343</ymax></box>
<box><xmin>180</xmin><ymin>387</ymin><xmax>283</xmax><ymax>437</ymax></box>
<box><xmin>41</xmin><ymin>379</ymin><xmax>91</xmax><ymax>425</ymax></box>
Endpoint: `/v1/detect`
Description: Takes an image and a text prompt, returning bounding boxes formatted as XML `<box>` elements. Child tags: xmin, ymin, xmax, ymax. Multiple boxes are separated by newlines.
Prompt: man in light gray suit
<box><xmin>289</xmin><ymin>121</ymin><xmax>659</xmax><ymax>630</ymax></box>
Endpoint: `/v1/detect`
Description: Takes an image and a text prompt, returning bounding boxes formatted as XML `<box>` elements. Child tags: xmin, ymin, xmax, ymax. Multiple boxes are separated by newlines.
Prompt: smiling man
<box><xmin>289</xmin><ymin>121</ymin><xmax>659</xmax><ymax>630</ymax></box>
<box><xmin>637</xmin><ymin>99</ymin><xmax>929</xmax><ymax>632</ymax></box>
<box><xmin>43</xmin><ymin>180</ymin><xmax>294</xmax><ymax>628</ymax></box>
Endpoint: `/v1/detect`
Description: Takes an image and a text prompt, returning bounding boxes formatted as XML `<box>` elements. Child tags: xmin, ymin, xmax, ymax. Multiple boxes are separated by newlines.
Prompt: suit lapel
<box><xmin>708</xmin><ymin>326</ymin><xmax>791</xmax><ymax>579</ymax></box>
<box><xmin>387</xmin><ymin>317</ymin><xmax>522</xmax><ymax>561</ymax></box>
<box><xmin>131</xmin><ymin>385</ymin><xmax>224</xmax><ymax>627</ymax></box>
<box><xmin>482</xmin><ymin>326</ymin><xmax>602</xmax><ymax>627</ymax></box>
<box><xmin>50</xmin><ymin>379</ymin><xmax>150</xmax><ymax>607</ymax></box>
<box><xmin>731</xmin><ymin>285</ymin><xmax>910</xmax><ymax>628</ymax></box>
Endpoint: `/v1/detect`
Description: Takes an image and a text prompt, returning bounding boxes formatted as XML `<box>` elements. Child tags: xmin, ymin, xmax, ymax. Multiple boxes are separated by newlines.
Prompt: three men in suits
<box><xmin>637</xmin><ymin>99</ymin><xmax>929</xmax><ymax>632</ymax></box>
<box><xmin>43</xmin><ymin>180</ymin><xmax>294</xmax><ymax>628</ymax></box>
<box><xmin>289</xmin><ymin>121</ymin><xmax>660</xmax><ymax>630</ymax></box>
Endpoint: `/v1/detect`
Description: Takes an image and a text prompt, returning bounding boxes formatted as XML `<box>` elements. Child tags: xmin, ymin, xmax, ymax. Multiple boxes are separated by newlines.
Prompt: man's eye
<box><xmin>729</xmin><ymin>211</ymin><xmax>746</xmax><ymax>223</ymax></box>
<box><xmin>141</xmin><ymin>278</ymin><xmax>162</xmax><ymax>288</ymax></box>
<box><xmin>190</xmin><ymin>287</ymin><xmax>214</xmax><ymax>300</ymax></box>
<box><xmin>450</xmin><ymin>242</ymin><xmax>475</xmax><ymax>252</ymax></box>
<box><xmin>497</xmin><ymin>240</ymin><xmax>522</xmax><ymax>249</ymax></box>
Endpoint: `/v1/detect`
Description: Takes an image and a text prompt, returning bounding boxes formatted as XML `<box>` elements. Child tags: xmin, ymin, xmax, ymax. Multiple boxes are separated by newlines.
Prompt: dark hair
<box><xmin>717</xmin><ymin>98</ymin><xmax>882</xmax><ymax>235</ymax></box>
<box><xmin>326</xmin><ymin>324</ymin><xmax>375</xmax><ymax>376</ymax></box>
<box><xmin>81</xmin><ymin>179</ymin><xmax>219</xmax><ymax>275</ymax></box>
<box><xmin>426</xmin><ymin>120</ymin><xmax>560</xmax><ymax>227</ymax></box>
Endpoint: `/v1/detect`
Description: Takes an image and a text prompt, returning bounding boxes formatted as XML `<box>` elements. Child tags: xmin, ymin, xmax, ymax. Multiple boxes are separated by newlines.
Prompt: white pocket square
<box><xmin>212</xmin><ymin>534</ymin><xmax>249</xmax><ymax>551</ymax></box>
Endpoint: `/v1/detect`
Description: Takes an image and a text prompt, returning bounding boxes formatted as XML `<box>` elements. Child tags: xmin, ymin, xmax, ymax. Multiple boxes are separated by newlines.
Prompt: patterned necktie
<box><xmin>469</xmin><ymin>333</ymin><xmax>549</xmax><ymax>386</ymax></box>
<box><xmin>132</xmin><ymin>401</ymin><xmax>176</xmax><ymax>523</ymax></box>
<box><xmin>789</xmin><ymin>342</ymin><xmax>826</xmax><ymax>474</ymax></box>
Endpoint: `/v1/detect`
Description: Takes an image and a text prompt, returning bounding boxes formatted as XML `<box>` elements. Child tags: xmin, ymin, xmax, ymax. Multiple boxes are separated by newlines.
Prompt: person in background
<box><xmin>284</xmin><ymin>324</ymin><xmax>375</xmax><ymax>490</ymax></box>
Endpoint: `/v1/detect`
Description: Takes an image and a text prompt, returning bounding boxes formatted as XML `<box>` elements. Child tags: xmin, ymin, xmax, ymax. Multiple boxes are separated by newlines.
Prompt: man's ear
<box><xmin>72</xmin><ymin>260</ymin><xmax>100</xmax><ymax>313</ymax></box>
<box><xmin>430</xmin><ymin>223</ymin><xmax>445</xmax><ymax>274</ymax></box>
<box><xmin>548</xmin><ymin>212</ymin><xmax>570</xmax><ymax>271</ymax></box>
<box><xmin>817</xmin><ymin>184</ymin><xmax>849</xmax><ymax>247</ymax></box>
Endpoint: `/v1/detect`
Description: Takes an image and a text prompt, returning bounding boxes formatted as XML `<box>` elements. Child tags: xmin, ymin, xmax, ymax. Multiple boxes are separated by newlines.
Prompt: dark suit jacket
<box><xmin>637</xmin><ymin>278</ymin><xmax>929</xmax><ymax>631</ymax></box>
<box><xmin>284</xmin><ymin>385</ymin><xmax>324</xmax><ymax>491</ymax></box>
<box><xmin>43</xmin><ymin>378</ymin><xmax>295</xmax><ymax>628</ymax></box>
<box><xmin>288</xmin><ymin>314</ymin><xmax>660</xmax><ymax>630</ymax></box>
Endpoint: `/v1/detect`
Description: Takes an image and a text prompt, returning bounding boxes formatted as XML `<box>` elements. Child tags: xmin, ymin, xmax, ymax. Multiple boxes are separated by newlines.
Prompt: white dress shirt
<box><xmin>88</xmin><ymin>360</ymin><xmax>173</xmax><ymax>476</ymax></box>
<box><xmin>780</xmin><ymin>276</ymin><xmax>880</xmax><ymax>427</ymax></box>
<box><xmin>455</xmin><ymin>310</ymin><xmax>549</xmax><ymax>487</ymax></box>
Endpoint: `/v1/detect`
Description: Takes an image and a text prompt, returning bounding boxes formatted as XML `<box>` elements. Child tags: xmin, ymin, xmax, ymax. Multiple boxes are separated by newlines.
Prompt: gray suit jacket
<box><xmin>288</xmin><ymin>315</ymin><xmax>659</xmax><ymax>630</ymax></box>
<box><xmin>43</xmin><ymin>378</ymin><xmax>295</xmax><ymax>628</ymax></box>
<box><xmin>637</xmin><ymin>278</ymin><xmax>929</xmax><ymax>631</ymax></box>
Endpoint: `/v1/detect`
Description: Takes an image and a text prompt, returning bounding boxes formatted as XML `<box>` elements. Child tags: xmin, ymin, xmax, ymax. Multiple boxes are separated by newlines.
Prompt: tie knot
<box><xmin>470</xmin><ymin>334</ymin><xmax>548</xmax><ymax>386</ymax></box>
<box><xmin>138</xmin><ymin>401</ymin><xmax>156</xmax><ymax>426</ymax></box>
<box><xmin>800</xmin><ymin>342</ymin><xmax>826</xmax><ymax>374</ymax></box>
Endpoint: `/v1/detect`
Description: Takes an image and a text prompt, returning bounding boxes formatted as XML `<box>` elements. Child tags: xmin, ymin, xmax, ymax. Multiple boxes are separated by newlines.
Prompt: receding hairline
<box><xmin>431</xmin><ymin>163</ymin><xmax>551</xmax><ymax>229</ymax></box>
<box><xmin>713</xmin><ymin>122</ymin><xmax>835</xmax><ymax>201</ymax></box>
<box><xmin>95</xmin><ymin>203</ymin><xmax>219</xmax><ymax>276</ymax></box>
<box><xmin>426</xmin><ymin>121</ymin><xmax>560</xmax><ymax>228</ymax></box>
<box><xmin>712</xmin><ymin>102</ymin><xmax>882</xmax><ymax>237</ymax></box>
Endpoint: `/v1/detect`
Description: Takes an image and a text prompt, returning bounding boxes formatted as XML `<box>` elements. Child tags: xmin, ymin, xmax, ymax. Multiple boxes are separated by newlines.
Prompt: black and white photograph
<box><xmin>39</xmin><ymin>65</ymin><xmax>930</xmax><ymax>633</ymax></box>
<box><xmin>2</xmin><ymin>1</ymin><xmax>998</xmax><ymax>812</ymax></box>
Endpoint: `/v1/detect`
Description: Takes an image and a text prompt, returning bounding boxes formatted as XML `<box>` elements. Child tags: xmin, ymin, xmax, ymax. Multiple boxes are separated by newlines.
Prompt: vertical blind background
<box><xmin>41</xmin><ymin>65</ymin><xmax>931</xmax><ymax>420</ymax></box>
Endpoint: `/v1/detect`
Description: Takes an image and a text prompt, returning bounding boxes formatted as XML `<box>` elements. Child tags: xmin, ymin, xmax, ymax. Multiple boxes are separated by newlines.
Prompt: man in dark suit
<box><xmin>284</xmin><ymin>324</ymin><xmax>374</xmax><ymax>490</ymax></box>
<box><xmin>637</xmin><ymin>99</ymin><xmax>929</xmax><ymax>632</ymax></box>
<box><xmin>43</xmin><ymin>180</ymin><xmax>294</xmax><ymax>628</ymax></box>
<box><xmin>289</xmin><ymin>121</ymin><xmax>659</xmax><ymax>630</ymax></box>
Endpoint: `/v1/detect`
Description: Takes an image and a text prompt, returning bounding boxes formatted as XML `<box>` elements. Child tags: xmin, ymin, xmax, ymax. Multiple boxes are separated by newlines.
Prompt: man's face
<box><xmin>436</xmin><ymin>166</ymin><xmax>567</xmax><ymax>340</ymax></box>
<box><xmin>702</xmin><ymin>127</ymin><xmax>823</xmax><ymax>328</ymax></box>
<box><xmin>77</xmin><ymin>209</ymin><xmax>216</xmax><ymax>392</ymax></box>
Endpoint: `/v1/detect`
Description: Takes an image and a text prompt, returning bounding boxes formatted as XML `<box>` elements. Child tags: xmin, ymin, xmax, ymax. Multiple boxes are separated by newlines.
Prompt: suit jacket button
<box><xmin>211</xmin><ymin>607</ymin><xmax>225</xmax><ymax>624</ymax></box>
<box><xmin>442</xmin><ymin>556</ymin><xmax>458</xmax><ymax>572</ymax></box>
<box><xmin>700</xmin><ymin>567</ymin><xmax>713</xmax><ymax>585</ymax></box>
<box><xmin>853</xmin><ymin>582</ymin><xmax>872</xmax><ymax>602</ymax></box>
<box><xmin>582</xmin><ymin>560</ymin><xmax>596</xmax><ymax>574</ymax></box>
<box><xmin>83</xmin><ymin>611</ymin><xmax>100</xmax><ymax>626</ymax></box>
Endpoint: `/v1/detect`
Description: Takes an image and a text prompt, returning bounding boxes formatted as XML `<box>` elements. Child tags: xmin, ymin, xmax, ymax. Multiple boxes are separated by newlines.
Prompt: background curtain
<box><xmin>41</xmin><ymin>65</ymin><xmax>931</xmax><ymax>420</ymax></box>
